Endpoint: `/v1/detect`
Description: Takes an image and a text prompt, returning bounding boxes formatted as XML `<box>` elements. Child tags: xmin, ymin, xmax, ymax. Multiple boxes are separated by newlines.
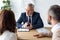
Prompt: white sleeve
<box><xmin>8</xmin><ymin>34</ymin><xmax>17</xmax><ymax>40</ymax></box>
<box><xmin>52</xmin><ymin>29</ymin><xmax>60</xmax><ymax>40</ymax></box>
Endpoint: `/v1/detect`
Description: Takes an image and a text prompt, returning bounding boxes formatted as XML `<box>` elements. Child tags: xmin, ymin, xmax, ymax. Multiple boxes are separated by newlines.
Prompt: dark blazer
<box><xmin>16</xmin><ymin>12</ymin><xmax>44</xmax><ymax>29</ymax></box>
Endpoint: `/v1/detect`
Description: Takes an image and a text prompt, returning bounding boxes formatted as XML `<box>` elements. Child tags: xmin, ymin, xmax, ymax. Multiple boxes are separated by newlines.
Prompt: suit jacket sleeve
<box><xmin>33</xmin><ymin>13</ymin><xmax>44</xmax><ymax>29</ymax></box>
<box><xmin>16</xmin><ymin>13</ymin><xmax>23</xmax><ymax>28</ymax></box>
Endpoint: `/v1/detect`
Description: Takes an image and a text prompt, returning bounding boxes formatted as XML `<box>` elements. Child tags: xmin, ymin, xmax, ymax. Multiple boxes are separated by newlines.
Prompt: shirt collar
<box><xmin>26</xmin><ymin>13</ymin><xmax>33</xmax><ymax>17</ymax></box>
<box><xmin>51</xmin><ymin>23</ymin><xmax>60</xmax><ymax>33</ymax></box>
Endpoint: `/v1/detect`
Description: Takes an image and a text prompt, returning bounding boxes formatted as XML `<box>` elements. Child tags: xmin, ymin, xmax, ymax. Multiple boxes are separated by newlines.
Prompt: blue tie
<box><xmin>29</xmin><ymin>16</ymin><xmax>31</xmax><ymax>23</ymax></box>
<box><xmin>27</xmin><ymin>16</ymin><xmax>31</xmax><ymax>26</ymax></box>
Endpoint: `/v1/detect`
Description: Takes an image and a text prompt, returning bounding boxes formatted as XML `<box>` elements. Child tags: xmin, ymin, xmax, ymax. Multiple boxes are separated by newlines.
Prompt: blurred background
<box><xmin>0</xmin><ymin>0</ymin><xmax>60</xmax><ymax>27</ymax></box>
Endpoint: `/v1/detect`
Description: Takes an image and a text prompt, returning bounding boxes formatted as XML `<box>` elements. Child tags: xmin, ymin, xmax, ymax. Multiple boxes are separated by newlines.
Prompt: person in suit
<box><xmin>16</xmin><ymin>3</ymin><xmax>44</xmax><ymax>29</ymax></box>
<box><xmin>34</xmin><ymin>5</ymin><xmax>60</xmax><ymax>40</ymax></box>
<box><xmin>0</xmin><ymin>9</ymin><xmax>17</xmax><ymax>40</ymax></box>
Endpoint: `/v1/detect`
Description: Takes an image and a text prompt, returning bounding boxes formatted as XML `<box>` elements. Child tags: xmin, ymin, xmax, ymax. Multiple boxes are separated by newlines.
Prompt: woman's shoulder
<box><xmin>1</xmin><ymin>30</ymin><xmax>17</xmax><ymax>40</ymax></box>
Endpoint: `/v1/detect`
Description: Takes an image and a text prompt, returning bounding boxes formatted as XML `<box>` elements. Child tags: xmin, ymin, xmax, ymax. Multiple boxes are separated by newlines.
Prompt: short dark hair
<box><xmin>1</xmin><ymin>9</ymin><xmax>16</xmax><ymax>34</ymax></box>
<box><xmin>49</xmin><ymin>5</ymin><xmax>60</xmax><ymax>21</ymax></box>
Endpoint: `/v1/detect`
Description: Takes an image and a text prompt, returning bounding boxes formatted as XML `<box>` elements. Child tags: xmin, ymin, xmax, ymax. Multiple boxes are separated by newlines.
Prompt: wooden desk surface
<box><xmin>17</xmin><ymin>27</ymin><xmax>52</xmax><ymax>40</ymax></box>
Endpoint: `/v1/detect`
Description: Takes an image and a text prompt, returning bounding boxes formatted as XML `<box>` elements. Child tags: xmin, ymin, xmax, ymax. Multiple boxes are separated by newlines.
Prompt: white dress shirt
<box><xmin>0</xmin><ymin>30</ymin><xmax>17</xmax><ymax>40</ymax></box>
<box><xmin>26</xmin><ymin>13</ymin><xmax>32</xmax><ymax>24</ymax></box>
<box><xmin>51</xmin><ymin>23</ymin><xmax>60</xmax><ymax>40</ymax></box>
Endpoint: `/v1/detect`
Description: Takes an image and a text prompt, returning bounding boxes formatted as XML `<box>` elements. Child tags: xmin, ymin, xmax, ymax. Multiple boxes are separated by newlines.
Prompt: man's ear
<box><xmin>48</xmin><ymin>15</ymin><xmax>52</xmax><ymax>21</ymax></box>
<box><xmin>48</xmin><ymin>15</ymin><xmax>52</xmax><ymax>25</ymax></box>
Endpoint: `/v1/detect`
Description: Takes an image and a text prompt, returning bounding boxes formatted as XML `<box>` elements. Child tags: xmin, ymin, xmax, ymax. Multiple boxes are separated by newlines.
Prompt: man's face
<box><xmin>47</xmin><ymin>13</ymin><xmax>52</xmax><ymax>25</ymax></box>
<box><xmin>26</xmin><ymin>6</ymin><xmax>34</xmax><ymax>16</ymax></box>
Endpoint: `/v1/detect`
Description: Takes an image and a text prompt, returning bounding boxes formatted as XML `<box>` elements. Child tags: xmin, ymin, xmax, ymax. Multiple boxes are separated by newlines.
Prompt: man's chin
<box><xmin>48</xmin><ymin>21</ymin><xmax>51</xmax><ymax>25</ymax></box>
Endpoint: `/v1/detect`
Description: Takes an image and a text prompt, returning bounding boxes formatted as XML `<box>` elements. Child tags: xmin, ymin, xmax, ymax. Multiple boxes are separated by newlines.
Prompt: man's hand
<box><xmin>33</xmin><ymin>33</ymin><xmax>46</xmax><ymax>38</ymax></box>
<box><xmin>22</xmin><ymin>23</ymin><xmax>33</xmax><ymax>30</ymax></box>
<box><xmin>33</xmin><ymin>32</ymin><xmax>52</xmax><ymax>38</ymax></box>
<box><xmin>27</xmin><ymin>24</ymin><xmax>33</xmax><ymax>30</ymax></box>
<box><xmin>22</xmin><ymin>22</ymin><xmax>28</xmax><ymax>28</ymax></box>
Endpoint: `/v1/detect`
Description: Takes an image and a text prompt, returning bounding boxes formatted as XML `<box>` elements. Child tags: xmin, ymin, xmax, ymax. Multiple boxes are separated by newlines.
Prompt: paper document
<box><xmin>18</xmin><ymin>28</ymin><xmax>29</xmax><ymax>32</ymax></box>
<box><xmin>36</xmin><ymin>28</ymin><xmax>50</xmax><ymax>34</ymax></box>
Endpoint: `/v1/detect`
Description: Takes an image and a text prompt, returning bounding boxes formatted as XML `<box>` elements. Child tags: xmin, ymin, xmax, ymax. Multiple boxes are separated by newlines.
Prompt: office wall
<box><xmin>0</xmin><ymin>0</ymin><xmax>3</xmax><ymax>9</ymax></box>
<box><xmin>10</xmin><ymin>0</ymin><xmax>60</xmax><ymax>27</ymax></box>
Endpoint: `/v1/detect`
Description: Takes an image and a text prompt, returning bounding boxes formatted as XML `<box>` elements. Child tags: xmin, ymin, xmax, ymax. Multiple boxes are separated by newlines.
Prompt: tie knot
<box><xmin>29</xmin><ymin>16</ymin><xmax>31</xmax><ymax>17</ymax></box>
<box><xmin>29</xmin><ymin>16</ymin><xmax>31</xmax><ymax>18</ymax></box>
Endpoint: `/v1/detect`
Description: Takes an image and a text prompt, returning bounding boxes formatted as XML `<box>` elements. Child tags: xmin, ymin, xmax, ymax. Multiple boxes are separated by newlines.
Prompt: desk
<box><xmin>17</xmin><ymin>27</ymin><xmax>52</xmax><ymax>40</ymax></box>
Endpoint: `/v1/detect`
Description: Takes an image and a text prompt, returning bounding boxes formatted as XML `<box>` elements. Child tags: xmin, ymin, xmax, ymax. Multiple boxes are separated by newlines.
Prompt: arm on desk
<box><xmin>33</xmin><ymin>31</ymin><xmax>52</xmax><ymax>38</ymax></box>
<box><xmin>16</xmin><ymin>13</ymin><xmax>23</xmax><ymax>28</ymax></box>
<box><xmin>45</xmin><ymin>31</ymin><xmax>52</xmax><ymax>37</ymax></box>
